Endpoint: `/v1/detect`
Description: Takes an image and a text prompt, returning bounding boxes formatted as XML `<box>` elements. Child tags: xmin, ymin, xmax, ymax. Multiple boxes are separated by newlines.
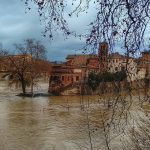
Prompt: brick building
<box><xmin>49</xmin><ymin>56</ymin><xmax>88</xmax><ymax>95</ymax></box>
<box><xmin>137</xmin><ymin>51</ymin><xmax>150</xmax><ymax>82</ymax></box>
<box><xmin>107</xmin><ymin>52</ymin><xmax>137</xmax><ymax>81</ymax></box>
<box><xmin>0</xmin><ymin>54</ymin><xmax>32</xmax><ymax>72</ymax></box>
<box><xmin>49</xmin><ymin>42</ymin><xmax>109</xmax><ymax>95</ymax></box>
<box><xmin>49</xmin><ymin>42</ymin><xmax>150</xmax><ymax>95</ymax></box>
<box><xmin>0</xmin><ymin>54</ymin><xmax>51</xmax><ymax>80</ymax></box>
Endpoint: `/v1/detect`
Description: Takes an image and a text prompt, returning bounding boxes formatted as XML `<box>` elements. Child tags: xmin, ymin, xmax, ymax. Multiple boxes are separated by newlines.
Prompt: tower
<box><xmin>99</xmin><ymin>42</ymin><xmax>108</xmax><ymax>58</ymax></box>
<box><xmin>98</xmin><ymin>42</ymin><xmax>108</xmax><ymax>73</ymax></box>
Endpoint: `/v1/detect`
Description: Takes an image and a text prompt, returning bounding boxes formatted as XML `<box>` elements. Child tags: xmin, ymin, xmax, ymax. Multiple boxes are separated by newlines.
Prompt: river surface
<box><xmin>0</xmin><ymin>81</ymin><xmax>103</xmax><ymax>150</ymax></box>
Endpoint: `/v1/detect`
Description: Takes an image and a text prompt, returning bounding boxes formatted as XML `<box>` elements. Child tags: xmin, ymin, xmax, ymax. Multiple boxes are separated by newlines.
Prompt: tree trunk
<box><xmin>31</xmin><ymin>78</ymin><xmax>34</xmax><ymax>96</ymax></box>
<box><xmin>21</xmin><ymin>79</ymin><xmax>26</xmax><ymax>95</ymax></box>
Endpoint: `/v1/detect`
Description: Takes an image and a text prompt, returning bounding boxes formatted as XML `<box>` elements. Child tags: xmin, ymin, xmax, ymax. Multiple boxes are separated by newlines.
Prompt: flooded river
<box><xmin>0</xmin><ymin>81</ymin><xmax>104</xmax><ymax>150</ymax></box>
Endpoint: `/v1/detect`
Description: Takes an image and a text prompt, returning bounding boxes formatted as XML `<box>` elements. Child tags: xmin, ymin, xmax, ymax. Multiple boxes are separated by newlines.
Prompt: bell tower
<box><xmin>99</xmin><ymin>42</ymin><xmax>108</xmax><ymax>57</ymax></box>
<box><xmin>98</xmin><ymin>42</ymin><xmax>108</xmax><ymax>73</ymax></box>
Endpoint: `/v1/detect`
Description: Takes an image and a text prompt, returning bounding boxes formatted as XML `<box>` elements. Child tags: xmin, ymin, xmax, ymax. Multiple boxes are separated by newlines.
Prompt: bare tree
<box><xmin>2</xmin><ymin>39</ymin><xmax>50</xmax><ymax>95</ymax></box>
<box><xmin>14</xmin><ymin>38</ymin><xmax>47</xmax><ymax>60</ymax></box>
<box><xmin>0</xmin><ymin>43</ymin><xmax>9</xmax><ymax>57</ymax></box>
<box><xmin>5</xmin><ymin>54</ymin><xmax>31</xmax><ymax>94</ymax></box>
<box><xmin>24</xmin><ymin>0</ymin><xmax>150</xmax><ymax>53</ymax></box>
<box><xmin>29</xmin><ymin>59</ymin><xmax>51</xmax><ymax>95</ymax></box>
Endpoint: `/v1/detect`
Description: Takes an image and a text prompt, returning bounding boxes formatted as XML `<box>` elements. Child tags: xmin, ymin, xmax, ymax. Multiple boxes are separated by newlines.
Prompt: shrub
<box><xmin>87</xmin><ymin>70</ymin><xmax>127</xmax><ymax>91</ymax></box>
<box><xmin>87</xmin><ymin>71</ymin><xmax>100</xmax><ymax>91</ymax></box>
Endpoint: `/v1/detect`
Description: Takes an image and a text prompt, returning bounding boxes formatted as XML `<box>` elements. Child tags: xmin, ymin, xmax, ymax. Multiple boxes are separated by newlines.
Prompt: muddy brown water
<box><xmin>0</xmin><ymin>81</ymin><xmax>104</xmax><ymax>150</ymax></box>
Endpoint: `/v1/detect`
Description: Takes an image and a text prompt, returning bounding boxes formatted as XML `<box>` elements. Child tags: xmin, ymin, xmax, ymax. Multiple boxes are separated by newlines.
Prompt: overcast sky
<box><xmin>0</xmin><ymin>0</ymin><xmax>98</xmax><ymax>61</ymax></box>
<box><xmin>1</xmin><ymin>1</ymin><xmax>149</xmax><ymax>61</ymax></box>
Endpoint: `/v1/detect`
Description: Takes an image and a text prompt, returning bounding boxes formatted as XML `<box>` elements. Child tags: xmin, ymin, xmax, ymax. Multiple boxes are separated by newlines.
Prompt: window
<box><xmin>121</xmin><ymin>66</ymin><xmax>125</xmax><ymax>71</ymax></box>
<box><xmin>62</xmin><ymin>76</ymin><xmax>64</xmax><ymax>81</ymax></box>
<box><xmin>76</xmin><ymin>76</ymin><xmax>79</xmax><ymax>81</ymax></box>
<box><xmin>115</xmin><ymin>67</ymin><xmax>118</xmax><ymax>71</ymax></box>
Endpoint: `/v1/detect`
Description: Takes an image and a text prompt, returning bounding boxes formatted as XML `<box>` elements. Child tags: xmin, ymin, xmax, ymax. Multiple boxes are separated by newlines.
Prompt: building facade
<box><xmin>49</xmin><ymin>43</ymin><xmax>150</xmax><ymax>95</ymax></box>
<box><xmin>107</xmin><ymin>52</ymin><xmax>138</xmax><ymax>81</ymax></box>
<box><xmin>137</xmin><ymin>51</ymin><xmax>150</xmax><ymax>80</ymax></box>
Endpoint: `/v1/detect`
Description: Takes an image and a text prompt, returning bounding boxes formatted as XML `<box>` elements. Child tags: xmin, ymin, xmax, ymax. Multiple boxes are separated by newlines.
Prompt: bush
<box><xmin>88</xmin><ymin>71</ymin><xmax>100</xmax><ymax>91</ymax></box>
<box><xmin>87</xmin><ymin>70</ymin><xmax>127</xmax><ymax>91</ymax></box>
<box><xmin>99</xmin><ymin>70</ymin><xmax>127</xmax><ymax>82</ymax></box>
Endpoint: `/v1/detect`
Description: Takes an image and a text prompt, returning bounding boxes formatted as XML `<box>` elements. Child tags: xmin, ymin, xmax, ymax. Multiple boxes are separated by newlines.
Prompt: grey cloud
<box><xmin>0</xmin><ymin>0</ymin><xmax>149</xmax><ymax>61</ymax></box>
<box><xmin>0</xmin><ymin>0</ymin><xmax>95</xmax><ymax>61</ymax></box>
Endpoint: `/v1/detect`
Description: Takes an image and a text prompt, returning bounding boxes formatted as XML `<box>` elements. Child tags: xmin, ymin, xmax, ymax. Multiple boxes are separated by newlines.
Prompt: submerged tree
<box><xmin>29</xmin><ymin>59</ymin><xmax>51</xmax><ymax>95</ymax></box>
<box><xmin>6</xmin><ymin>54</ymin><xmax>31</xmax><ymax>94</ymax></box>
<box><xmin>3</xmin><ymin>39</ymin><xmax>50</xmax><ymax>95</ymax></box>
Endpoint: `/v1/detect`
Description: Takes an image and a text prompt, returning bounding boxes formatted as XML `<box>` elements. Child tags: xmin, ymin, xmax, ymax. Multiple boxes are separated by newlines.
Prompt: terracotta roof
<box><xmin>66</xmin><ymin>54</ymin><xmax>97</xmax><ymax>59</ymax></box>
<box><xmin>108</xmin><ymin>52</ymin><xmax>135</xmax><ymax>60</ymax></box>
<box><xmin>66</xmin><ymin>54</ymin><xmax>85</xmax><ymax>59</ymax></box>
<box><xmin>108</xmin><ymin>52</ymin><xmax>124</xmax><ymax>59</ymax></box>
<box><xmin>3</xmin><ymin>54</ymin><xmax>32</xmax><ymax>58</ymax></box>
